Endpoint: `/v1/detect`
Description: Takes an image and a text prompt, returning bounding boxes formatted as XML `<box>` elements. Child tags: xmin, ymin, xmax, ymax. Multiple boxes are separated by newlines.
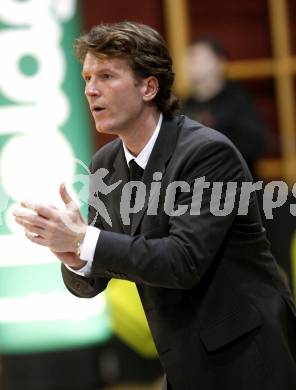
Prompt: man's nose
<box><xmin>85</xmin><ymin>83</ymin><xmax>101</xmax><ymax>97</ymax></box>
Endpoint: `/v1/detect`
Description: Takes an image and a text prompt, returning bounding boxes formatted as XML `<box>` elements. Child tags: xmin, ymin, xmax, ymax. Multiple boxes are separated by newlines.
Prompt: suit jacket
<box><xmin>62</xmin><ymin>115</ymin><xmax>296</xmax><ymax>390</ymax></box>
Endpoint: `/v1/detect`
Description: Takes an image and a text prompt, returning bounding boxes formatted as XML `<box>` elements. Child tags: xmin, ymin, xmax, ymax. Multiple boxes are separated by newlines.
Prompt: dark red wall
<box><xmin>81</xmin><ymin>0</ymin><xmax>164</xmax><ymax>34</ymax></box>
<box><xmin>188</xmin><ymin>0</ymin><xmax>272</xmax><ymax>60</ymax></box>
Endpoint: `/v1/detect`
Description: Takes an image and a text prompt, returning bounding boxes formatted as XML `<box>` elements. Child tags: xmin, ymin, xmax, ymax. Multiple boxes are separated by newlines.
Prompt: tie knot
<box><xmin>129</xmin><ymin>159</ymin><xmax>144</xmax><ymax>181</ymax></box>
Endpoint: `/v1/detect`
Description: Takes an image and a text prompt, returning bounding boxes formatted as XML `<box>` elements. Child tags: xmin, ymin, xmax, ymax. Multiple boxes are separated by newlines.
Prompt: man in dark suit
<box><xmin>14</xmin><ymin>22</ymin><xmax>296</xmax><ymax>390</ymax></box>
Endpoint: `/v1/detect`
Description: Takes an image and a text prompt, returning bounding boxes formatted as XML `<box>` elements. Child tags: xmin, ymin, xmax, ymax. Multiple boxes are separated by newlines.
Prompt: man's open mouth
<box><xmin>93</xmin><ymin>107</ymin><xmax>105</xmax><ymax>112</ymax></box>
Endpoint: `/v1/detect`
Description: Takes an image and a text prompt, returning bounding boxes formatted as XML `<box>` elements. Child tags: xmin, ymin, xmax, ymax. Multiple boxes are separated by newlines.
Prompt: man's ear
<box><xmin>142</xmin><ymin>76</ymin><xmax>159</xmax><ymax>102</ymax></box>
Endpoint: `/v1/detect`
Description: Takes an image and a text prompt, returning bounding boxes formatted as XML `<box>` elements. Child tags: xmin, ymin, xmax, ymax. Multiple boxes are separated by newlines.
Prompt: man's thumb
<box><xmin>59</xmin><ymin>183</ymin><xmax>73</xmax><ymax>206</ymax></box>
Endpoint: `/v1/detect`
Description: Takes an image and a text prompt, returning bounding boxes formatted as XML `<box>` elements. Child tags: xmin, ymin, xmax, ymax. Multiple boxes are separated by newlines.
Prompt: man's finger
<box><xmin>20</xmin><ymin>221</ymin><xmax>46</xmax><ymax>237</ymax></box>
<box><xmin>25</xmin><ymin>231</ymin><xmax>47</xmax><ymax>246</ymax></box>
<box><xmin>49</xmin><ymin>204</ymin><xmax>59</xmax><ymax>210</ymax></box>
<box><xmin>60</xmin><ymin>183</ymin><xmax>79</xmax><ymax>211</ymax></box>
<box><xmin>13</xmin><ymin>206</ymin><xmax>36</xmax><ymax>218</ymax></box>
<box><xmin>20</xmin><ymin>201</ymin><xmax>37</xmax><ymax>212</ymax></box>
<box><xmin>14</xmin><ymin>213</ymin><xmax>47</xmax><ymax>228</ymax></box>
<box><xmin>35</xmin><ymin>205</ymin><xmax>57</xmax><ymax>220</ymax></box>
<box><xmin>20</xmin><ymin>201</ymin><xmax>56</xmax><ymax>220</ymax></box>
<box><xmin>60</xmin><ymin>183</ymin><xmax>73</xmax><ymax>204</ymax></box>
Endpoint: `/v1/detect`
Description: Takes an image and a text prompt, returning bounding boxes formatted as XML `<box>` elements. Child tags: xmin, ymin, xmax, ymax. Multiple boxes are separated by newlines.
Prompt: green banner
<box><xmin>0</xmin><ymin>0</ymin><xmax>111</xmax><ymax>354</ymax></box>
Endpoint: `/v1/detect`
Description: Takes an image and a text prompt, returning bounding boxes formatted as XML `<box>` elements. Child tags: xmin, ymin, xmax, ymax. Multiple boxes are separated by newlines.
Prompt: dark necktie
<box><xmin>129</xmin><ymin>159</ymin><xmax>144</xmax><ymax>209</ymax></box>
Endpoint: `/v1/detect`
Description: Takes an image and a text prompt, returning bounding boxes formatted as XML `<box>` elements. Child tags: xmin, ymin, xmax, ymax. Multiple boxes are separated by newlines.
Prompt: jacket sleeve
<box><xmin>87</xmin><ymin>140</ymin><xmax>247</xmax><ymax>290</ymax></box>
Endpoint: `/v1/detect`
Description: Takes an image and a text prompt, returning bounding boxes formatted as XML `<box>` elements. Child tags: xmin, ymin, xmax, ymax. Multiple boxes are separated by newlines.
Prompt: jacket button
<box><xmin>75</xmin><ymin>282</ymin><xmax>82</xmax><ymax>290</ymax></box>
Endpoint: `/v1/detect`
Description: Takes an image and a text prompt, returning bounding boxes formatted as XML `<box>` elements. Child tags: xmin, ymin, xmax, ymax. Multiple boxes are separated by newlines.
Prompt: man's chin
<box><xmin>95</xmin><ymin>124</ymin><xmax>116</xmax><ymax>135</ymax></box>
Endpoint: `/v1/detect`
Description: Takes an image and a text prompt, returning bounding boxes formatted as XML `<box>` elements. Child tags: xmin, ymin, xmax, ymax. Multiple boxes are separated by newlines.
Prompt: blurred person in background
<box><xmin>182</xmin><ymin>37</ymin><xmax>294</xmax><ymax>287</ymax></box>
<box><xmin>182</xmin><ymin>36</ymin><xmax>268</xmax><ymax>177</ymax></box>
<box><xmin>15</xmin><ymin>22</ymin><xmax>296</xmax><ymax>390</ymax></box>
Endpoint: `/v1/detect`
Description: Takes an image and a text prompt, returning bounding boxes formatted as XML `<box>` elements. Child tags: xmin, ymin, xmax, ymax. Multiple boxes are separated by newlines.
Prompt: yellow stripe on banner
<box><xmin>291</xmin><ymin>230</ymin><xmax>296</xmax><ymax>300</ymax></box>
<box><xmin>106</xmin><ymin>279</ymin><xmax>158</xmax><ymax>357</ymax></box>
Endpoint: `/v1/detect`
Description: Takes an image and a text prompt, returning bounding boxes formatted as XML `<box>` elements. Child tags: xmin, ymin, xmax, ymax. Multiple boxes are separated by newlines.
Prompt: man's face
<box><xmin>186</xmin><ymin>43</ymin><xmax>224</xmax><ymax>85</ymax></box>
<box><xmin>82</xmin><ymin>52</ymin><xmax>147</xmax><ymax>135</ymax></box>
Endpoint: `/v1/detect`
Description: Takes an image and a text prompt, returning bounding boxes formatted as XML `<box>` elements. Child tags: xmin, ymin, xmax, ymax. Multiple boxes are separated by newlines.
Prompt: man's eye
<box><xmin>84</xmin><ymin>76</ymin><xmax>91</xmax><ymax>82</ymax></box>
<box><xmin>101</xmin><ymin>74</ymin><xmax>112</xmax><ymax>80</ymax></box>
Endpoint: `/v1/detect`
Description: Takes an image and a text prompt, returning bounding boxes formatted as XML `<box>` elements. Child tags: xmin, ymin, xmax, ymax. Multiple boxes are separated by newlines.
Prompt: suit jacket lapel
<box><xmin>106</xmin><ymin>142</ymin><xmax>130</xmax><ymax>234</ymax></box>
<box><xmin>131</xmin><ymin>115</ymin><xmax>183</xmax><ymax>235</ymax></box>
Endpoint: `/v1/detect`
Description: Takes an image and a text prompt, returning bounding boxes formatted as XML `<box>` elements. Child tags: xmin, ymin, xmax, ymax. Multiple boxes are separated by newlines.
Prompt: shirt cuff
<box><xmin>65</xmin><ymin>226</ymin><xmax>101</xmax><ymax>277</ymax></box>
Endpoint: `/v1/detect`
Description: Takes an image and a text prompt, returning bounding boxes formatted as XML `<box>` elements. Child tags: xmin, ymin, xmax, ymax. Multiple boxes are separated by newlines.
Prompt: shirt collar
<box><xmin>123</xmin><ymin>113</ymin><xmax>163</xmax><ymax>170</ymax></box>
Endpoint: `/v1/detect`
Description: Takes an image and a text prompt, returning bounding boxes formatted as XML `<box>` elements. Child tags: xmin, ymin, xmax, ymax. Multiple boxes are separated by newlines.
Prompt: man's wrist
<box><xmin>75</xmin><ymin>225</ymin><xmax>87</xmax><ymax>257</ymax></box>
<box><xmin>70</xmin><ymin>259</ymin><xmax>87</xmax><ymax>270</ymax></box>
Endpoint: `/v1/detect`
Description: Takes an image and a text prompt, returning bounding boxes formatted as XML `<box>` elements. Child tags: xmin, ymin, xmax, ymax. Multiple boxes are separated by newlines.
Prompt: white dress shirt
<box><xmin>67</xmin><ymin>113</ymin><xmax>163</xmax><ymax>277</ymax></box>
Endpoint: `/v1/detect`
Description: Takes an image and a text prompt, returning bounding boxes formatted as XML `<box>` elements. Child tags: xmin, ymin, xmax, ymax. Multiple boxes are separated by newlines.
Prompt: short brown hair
<box><xmin>74</xmin><ymin>21</ymin><xmax>179</xmax><ymax>117</ymax></box>
<box><xmin>189</xmin><ymin>36</ymin><xmax>228</xmax><ymax>59</ymax></box>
